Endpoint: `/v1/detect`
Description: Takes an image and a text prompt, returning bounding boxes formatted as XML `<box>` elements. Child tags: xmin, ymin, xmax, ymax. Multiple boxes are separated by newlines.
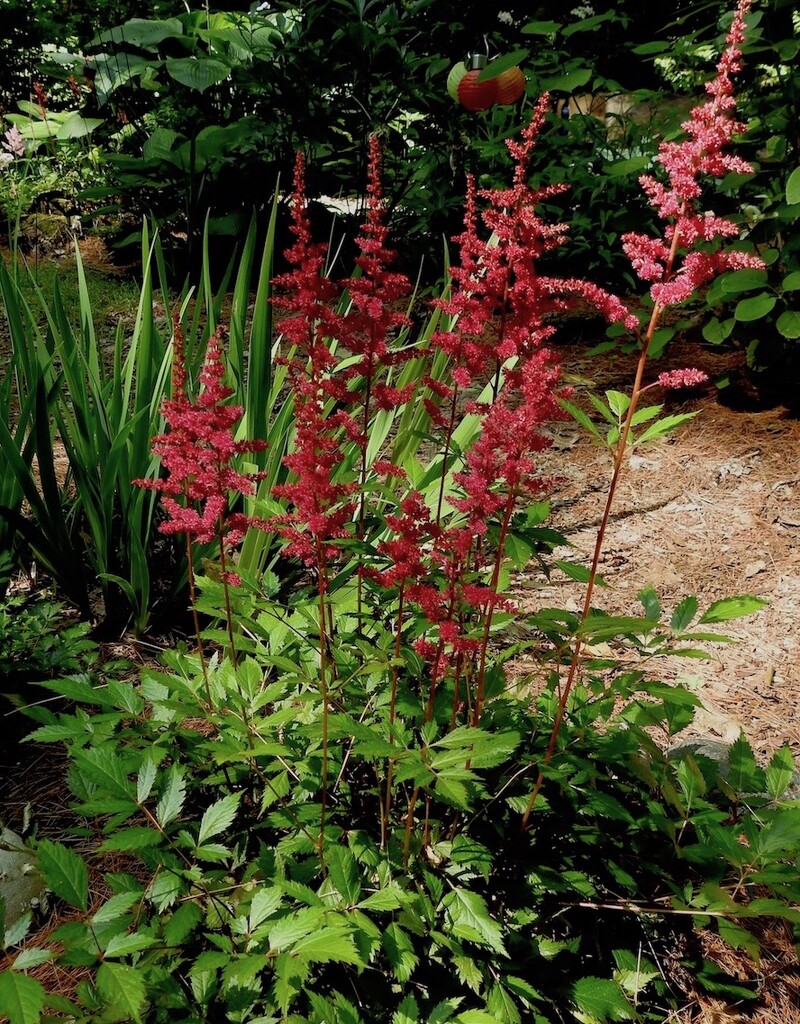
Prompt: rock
<box><xmin>0</xmin><ymin>828</ymin><xmax>43</xmax><ymax>927</ymax></box>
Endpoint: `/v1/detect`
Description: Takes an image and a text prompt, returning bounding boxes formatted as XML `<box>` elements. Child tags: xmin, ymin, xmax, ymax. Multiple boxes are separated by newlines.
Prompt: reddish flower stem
<box><xmin>520</xmin><ymin>224</ymin><xmax>683</xmax><ymax>830</ymax></box>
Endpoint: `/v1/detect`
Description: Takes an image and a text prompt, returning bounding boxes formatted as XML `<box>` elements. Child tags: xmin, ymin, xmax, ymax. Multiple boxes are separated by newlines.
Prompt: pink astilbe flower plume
<box><xmin>622</xmin><ymin>0</ymin><xmax>762</xmax><ymax>305</ymax></box>
<box><xmin>134</xmin><ymin>318</ymin><xmax>267</xmax><ymax>563</ymax></box>
<box><xmin>270</xmin><ymin>153</ymin><xmax>356</xmax><ymax>568</ymax></box>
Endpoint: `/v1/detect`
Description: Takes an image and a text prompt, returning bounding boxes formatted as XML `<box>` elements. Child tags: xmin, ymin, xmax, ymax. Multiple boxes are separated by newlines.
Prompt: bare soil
<box><xmin>525</xmin><ymin>335</ymin><xmax>800</xmax><ymax>761</ymax></box>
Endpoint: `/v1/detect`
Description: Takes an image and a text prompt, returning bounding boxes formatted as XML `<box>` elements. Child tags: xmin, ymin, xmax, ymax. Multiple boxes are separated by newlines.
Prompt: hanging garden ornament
<box><xmin>495</xmin><ymin>65</ymin><xmax>526</xmax><ymax>105</ymax></box>
<box><xmin>457</xmin><ymin>53</ymin><xmax>498</xmax><ymax>112</ymax></box>
<box><xmin>447</xmin><ymin>61</ymin><xmax>468</xmax><ymax>101</ymax></box>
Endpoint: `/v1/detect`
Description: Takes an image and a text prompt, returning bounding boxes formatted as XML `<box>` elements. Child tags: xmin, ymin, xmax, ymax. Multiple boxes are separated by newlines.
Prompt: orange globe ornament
<box><xmin>447</xmin><ymin>61</ymin><xmax>468</xmax><ymax>101</ymax></box>
<box><xmin>457</xmin><ymin>53</ymin><xmax>497</xmax><ymax>112</ymax></box>
<box><xmin>495</xmin><ymin>65</ymin><xmax>526</xmax><ymax>105</ymax></box>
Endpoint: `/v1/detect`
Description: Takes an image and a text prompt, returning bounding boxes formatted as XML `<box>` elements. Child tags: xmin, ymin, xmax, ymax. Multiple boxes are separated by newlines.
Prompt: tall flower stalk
<box><xmin>522</xmin><ymin>0</ymin><xmax>759</xmax><ymax>828</ymax></box>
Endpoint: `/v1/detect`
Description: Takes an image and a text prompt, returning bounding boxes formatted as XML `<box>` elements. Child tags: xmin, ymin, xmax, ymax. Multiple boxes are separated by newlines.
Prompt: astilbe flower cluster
<box><xmin>397</xmin><ymin>96</ymin><xmax>638</xmax><ymax>680</ymax></box>
<box><xmin>337</xmin><ymin>135</ymin><xmax>414</xmax><ymax>437</ymax></box>
<box><xmin>622</xmin><ymin>0</ymin><xmax>762</xmax><ymax>305</ymax></box>
<box><xmin>270</xmin><ymin>153</ymin><xmax>356</xmax><ymax>568</ymax></box>
<box><xmin>134</xmin><ymin>319</ymin><xmax>266</xmax><ymax>583</ymax></box>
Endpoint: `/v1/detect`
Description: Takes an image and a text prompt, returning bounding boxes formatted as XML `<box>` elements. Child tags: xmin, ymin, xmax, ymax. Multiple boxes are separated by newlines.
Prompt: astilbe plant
<box><xmin>4</xmin><ymin>7</ymin><xmax>798</xmax><ymax>1024</ymax></box>
<box><xmin>135</xmin><ymin>316</ymin><xmax>267</xmax><ymax>681</ymax></box>
<box><xmin>522</xmin><ymin>0</ymin><xmax>760</xmax><ymax>825</ymax></box>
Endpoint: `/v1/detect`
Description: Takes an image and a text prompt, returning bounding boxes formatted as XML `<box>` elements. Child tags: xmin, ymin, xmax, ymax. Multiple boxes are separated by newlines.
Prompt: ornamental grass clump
<box><xmin>3</xmin><ymin>7</ymin><xmax>798</xmax><ymax>1023</ymax></box>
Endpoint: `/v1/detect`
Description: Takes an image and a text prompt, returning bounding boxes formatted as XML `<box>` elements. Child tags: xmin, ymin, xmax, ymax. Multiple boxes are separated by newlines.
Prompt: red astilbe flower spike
<box><xmin>134</xmin><ymin>320</ymin><xmax>267</xmax><ymax>559</ymax></box>
<box><xmin>622</xmin><ymin>0</ymin><xmax>762</xmax><ymax>305</ymax></box>
<box><xmin>270</xmin><ymin>153</ymin><xmax>356</xmax><ymax>567</ymax></box>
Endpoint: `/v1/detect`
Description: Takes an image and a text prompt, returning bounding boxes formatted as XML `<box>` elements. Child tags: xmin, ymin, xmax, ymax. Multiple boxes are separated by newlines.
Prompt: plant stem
<box><xmin>520</xmin><ymin>223</ymin><xmax>684</xmax><ymax>830</ymax></box>
<box><xmin>316</xmin><ymin>537</ymin><xmax>330</xmax><ymax>871</ymax></box>
<box><xmin>186</xmin><ymin>534</ymin><xmax>212</xmax><ymax>709</ymax></box>
<box><xmin>435</xmin><ymin>387</ymin><xmax>460</xmax><ymax>524</ymax></box>
<box><xmin>472</xmin><ymin>488</ymin><xmax>516</xmax><ymax>727</ymax></box>
<box><xmin>381</xmin><ymin>585</ymin><xmax>405</xmax><ymax>847</ymax></box>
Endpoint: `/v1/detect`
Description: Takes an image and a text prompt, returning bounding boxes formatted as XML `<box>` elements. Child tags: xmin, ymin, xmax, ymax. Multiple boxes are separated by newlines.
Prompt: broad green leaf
<box><xmin>776</xmin><ymin>310</ymin><xmax>800</xmax><ymax>339</ymax></box>
<box><xmin>521</xmin><ymin>20</ymin><xmax>560</xmax><ymax>34</ymax></box>
<box><xmin>12</xmin><ymin>948</ymin><xmax>53</xmax><ymax>970</ymax></box>
<box><xmin>487</xmin><ymin>983</ymin><xmax>520</xmax><ymax>1024</ymax></box>
<box><xmin>670</xmin><ymin>595</ymin><xmax>698</xmax><ymax>632</ymax></box>
<box><xmin>572</xmin><ymin>976</ymin><xmax>635</xmax><ymax>1021</ymax></box>
<box><xmin>638</xmin><ymin>586</ymin><xmax>660</xmax><ymax>621</ymax></box>
<box><xmin>73</xmin><ymin>747</ymin><xmax>135</xmax><ymax>800</ymax></box>
<box><xmin>786</xmin><ymin>166</ymin><xmax>800</xmax><ymax>205</ymax></box>
<box><xmin>197</xmin><ymin>792</ymin><xmax>241</xmax><ymax>845</ymax></box>
<box><xmin>781</xmin><ymin>271</ymin><xmax>800</xmax><ymax>292</ymax></box>
<box><xmin>96</xmin><ymin>962</ymin><xmax>147</xmax><ymax>1022</ymax></box>
<box><xmin>164</xmin><ymin>902</ymin><xmax>203</xmax><ymax>946</ymax></box>
<box><xmin>358</xmin><ymin>888</ymin><xmax>403</xmax><ymax>911</ymax></box>
<box><xmin>699</xmin><ymin>596</ymin><xmax>768</xmax><ymax>623</ymax></box>
<box><xmin>542</xmin><ymin>68</ymin><xmax>592</xmax><ymax>93</ymax></box>
<box><xmin>37</xmin><ymin>840</ymin><xmax>88</xmax><ymax>910</ymax></box>
<box><xmin>291</xmin><ymin>927</ymin><xmax>363</xmax><ymax>965</ymax></box>
<box><xmin>166</xmin><ymin>57</ymin><xmax>230</xmax><ymax>92</ymax></box>
<box><xmin>479</xmin><ymin>50</ymin><xmax>529</xmax><ymax>81</ymax></box>
<box><xmin>702</xmin><ymin>317</ymin><xmax>735</xmax><ymax>344</ymax></box>
<box><xmin>560</xmin><ymin>398</ymin><xmax>602</xmax><ymax>438</ymax></box>
<box><xmin>721</xmin><ymin>269</ymin><xmax>768</xmax><ymax>293</ymax></box>
<box><xmin>93</xmin><ymin>892</ymin><xmax>142</xmax><ymax>925</ymax></box>
<box><xmin>455</xmin><ymin>1013</ymin><xmax>501</xmax><ymax>1024</ymax></box>
<box><xmin>734</xmin><ymin>293</ymin><xmax>776</xmax><ymax>321</ymax></box>
<box><xmin>104</xmin><ymin>932</ymin><xmax>157</xmax><ymax>958</ymax></box>
<box><xmin>156</xmin><ymin>767</ymin><xmax>186</xmax><ymax>827</ymax></box>
<box><xmin>766</xmin><ymin>746</ymin><xmax>795</xmax><ymax>800</ymax></box>
<box><xmin>554</xmin><ymin>560</ymin><xmax>606</xmax><ymax>587</ymax></box>
<box><xmin>0</xmin><ymin>971</ymin><xmax>46</xmax><ymax>1024</ymax></box>
<box><xmin>94</xmin><ymin>17</ymin><xmax>183</xmax><ymax>48</ymax></box>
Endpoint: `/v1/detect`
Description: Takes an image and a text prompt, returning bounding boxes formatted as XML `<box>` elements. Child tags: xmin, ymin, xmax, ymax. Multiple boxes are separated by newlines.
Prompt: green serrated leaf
<box><xmin>393</xmin><ymin>993</ymin><xmax>419</xmax><ymax>1024</ymax></box>
<box><xmin>156</xmin><ymin>767</ymin><xmax>186</xmax><ymax>827</ymax></box>
<box><xmin>137</xmin><ymin>757</ymin><xmax>157</xmax><ymax>804</ymax></box>
<box><xmin>37</xmin><ymin>840</ymin><xmax>88</xmax><ymax>911</ymax></box>
<box><xmin>326</xmin><ymin>846</ymin><xmax>362</xmax><ymax>905</ymax></box>
<box><xmin>249</xmin><ymin>888</ymin><xmax>282</xmax><ymax>929</ymax></box>
<box><xmin>96</xmin><ymin>962</ymin><xmax>147</xmax><ymax>1022</ymax></box>
<box><xmin>572</xmin><ymin>976</ymin><xmax>635</xmax><ymax>1021</ymax></box>
<box><xmin>699</xmin><ymin>596</ymin><xmax>768</xmax><ymax>623</ymax></box>
<box><xmin>766</xmin><ymin>746</ymin><xmax>795</xmax><ymax>801</ymax></box>
<box><xmin>383</xmin><ymin>923</ymin><xmax>418</xmax><ymax>982</ymax></box>
<box><xmin>670</xmin><ymin>595</ymin><xmax>698</xmax><ymax>632</ymax></box>
<box><xmin>444</xmin><ymin>890</ymin><xmax>507</xmax><ymax>956</ymax></box>
<box><xmin>198</xmin><ymin>792</ymin><xmax>241</xmax><ymax>845</ymax></box>
<box><xmin>0</xmin><ymin>971</ymin><xmax>46</xmax><ymax>1024</ymax></box>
